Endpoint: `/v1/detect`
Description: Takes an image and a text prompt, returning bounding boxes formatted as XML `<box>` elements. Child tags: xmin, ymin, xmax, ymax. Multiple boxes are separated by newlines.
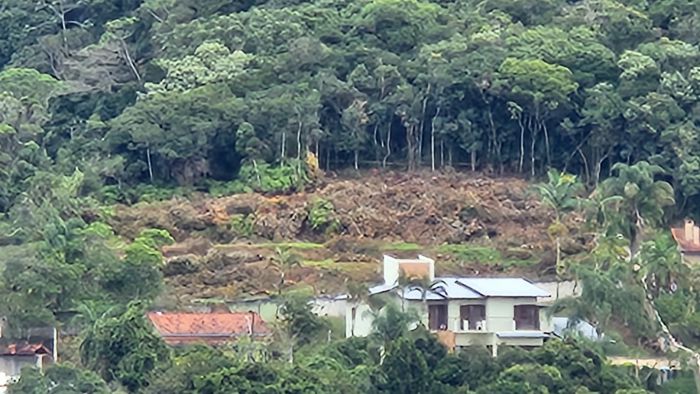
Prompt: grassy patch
<box><xmin>437</xmin><ymin>244</ymin><xmax>500</xmax><ymax>263</ymax></box>
<box><xmin>302</xmin><ymin>259</ymin><xmax>335</xmax><ymax>268</ymax></box>
<box><xmin>259</xmin><ymin>241</ymin><xmax>325</xmax><ymax>250</ymax></box>
<box><xmin>380</xmin><ymin>242</ymin><xmax>422</xmax><ymax>252</ymax></box>
<box><xmin>284</xmin><ymin>283</ymin><xmax>316</xmax><ymax>298</ymax></box>
<box><xmin>436</xmin><ymin>243</ymin><xmax>537</xmax><ymax>268</ymax></box>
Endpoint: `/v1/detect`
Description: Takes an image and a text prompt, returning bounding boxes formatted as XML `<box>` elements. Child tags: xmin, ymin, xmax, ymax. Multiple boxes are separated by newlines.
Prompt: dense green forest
<box><xmin>1</xmin><ymin>0</ymin><xmax>700</xmax><ymax>212</ymax></box>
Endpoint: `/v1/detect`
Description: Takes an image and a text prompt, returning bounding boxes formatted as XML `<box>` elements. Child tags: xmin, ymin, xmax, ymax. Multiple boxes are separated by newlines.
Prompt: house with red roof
<box><xmin>147</xmin><ymin>311</ymin><xmax>272</xmax><ymax>346</ymax></box>
<box><xmin>0</xmin><ymin>332</ymin><xmax>56</xmax><ymax>392</ymax></box>
<box><xmin>670</xmin><ymin>219</ymin><xmax>700</xmax><ymax>264</ymax></box>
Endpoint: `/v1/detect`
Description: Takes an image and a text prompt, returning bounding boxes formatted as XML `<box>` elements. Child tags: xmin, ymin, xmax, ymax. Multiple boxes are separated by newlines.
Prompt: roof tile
<box><xmin>147</xmin><ymin>312</ymin><xmax>271</xmax><ymax>344</ymax></box>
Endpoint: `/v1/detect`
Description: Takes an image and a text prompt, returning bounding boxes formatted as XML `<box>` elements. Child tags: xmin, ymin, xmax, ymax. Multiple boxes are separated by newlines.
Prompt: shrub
<box><xmin>239</xmin><ymin>160</ymin><xmax>310</xmax><ymax>194</ymax></box>
<box><xmin>230</xmin><ymin>214</ymin><xmax>255</xmax><ymax>238</ymax></box>
<box><xmin>308</xmin><ymin>198</ymin><xmax>340</xmax><ymax>233</ymax></box>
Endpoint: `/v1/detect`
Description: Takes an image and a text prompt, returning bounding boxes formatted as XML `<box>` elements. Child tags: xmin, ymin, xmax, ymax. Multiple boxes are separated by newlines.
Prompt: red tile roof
<box><xmin>671</xmin><ymin>228</ymin><xmax>700</xmax><ymax>253</ymax></box>
<box><xmin>0</xmin><ymin>342</ymin><xmax>51</xmax><ymax>356</ymax></box>
<box><xmin>147</xmin><ymin>312</ymin><xmax>271</xmax><ymax>345</ymax></box>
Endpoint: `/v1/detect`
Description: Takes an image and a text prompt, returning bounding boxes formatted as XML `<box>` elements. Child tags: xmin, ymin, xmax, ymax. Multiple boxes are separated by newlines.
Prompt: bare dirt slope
<box><xmin>108</xmin><ymin>171</ymin><xmax>586</xmax><ymax>302</ymax></box>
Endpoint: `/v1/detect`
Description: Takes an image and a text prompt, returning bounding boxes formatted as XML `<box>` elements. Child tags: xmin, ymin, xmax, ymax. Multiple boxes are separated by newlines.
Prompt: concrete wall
<box><xmin>346</xmin><ymin>303</ymin><xmax>374</xmax><ymax>337</ymax></box>
<box><xmin>0</xmin><ymin>356</ymin><xmax>39</xmax><ymax>378</ymax></box>
<box><xmin>487</xmin><ymin>298</ymin><xmax>518</xmax><ymax>331</ymax></box>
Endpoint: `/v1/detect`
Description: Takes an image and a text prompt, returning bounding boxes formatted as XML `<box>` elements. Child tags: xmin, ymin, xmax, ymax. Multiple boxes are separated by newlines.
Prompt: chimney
<box><xmin>383</xmin><ymin>255</ymin><xmax>399</xmax><ymax>285</ymax></box>
<box><xmin>685</xmin><ymin>220</ymin><xmax>694</xmax><ymax>241</ymax></box>
<box><xmin>418</xmin><ymin>255</ymin><xmax>436</xmax><ymax>281</ymax></box>
<box><xmin>693</xmin><ymin>225</ymin><xmax>699</xmax><ymax>245</ymax></box>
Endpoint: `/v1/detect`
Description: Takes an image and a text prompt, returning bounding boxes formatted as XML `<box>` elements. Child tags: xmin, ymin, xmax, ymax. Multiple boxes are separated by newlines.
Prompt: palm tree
<box><xmin>345</xmin><ymin>280</ymin><xmax>369</xmax><ymax>337</ymax></box>
<box><xmin>408</xmin><ymin>276</ymin><xmax>447</xmax><ymax>330</ymax></box>
<box><xmin>637</xmin><ymin>234</ymin><xmax>686</xmax><ymax>296</ymax></box>
<box><xmin>406</xmin><ymin>276</ymin><xmax>447</xmax><ymax>300</ymax></box>
<box><xmin>535</xmin><ymin>169</ymin><xmax>582</xmax><ymax>297</ymax></box>
<box><xmin>268</xmin><ymin>247</ymin><xmax>302</xmax><ymax>295</ymax></box>
<box><xmin>599</xmin><ymin>161</ymin><xmax>674</xmax><ymax>259</ymax></box>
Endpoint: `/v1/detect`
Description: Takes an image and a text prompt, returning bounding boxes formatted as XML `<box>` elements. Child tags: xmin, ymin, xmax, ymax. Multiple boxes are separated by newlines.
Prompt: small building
<box><xmin>670</xmin><ymin>219</ymin><xmax>700</xmax><ymax>264</ymax></box>
<box><xmin>147</xmin><ymin>311</ymin><xmax>272</xmax><ymax>346</ymax></box>
<box><xmin>0</xmin><ymin>335</ymin><xmax>56</xmax><ymax>393</ymax></box>
<box><xmin>345</xmin><ymin>255</ymin><xmax>552</xmax><ymax>356</ymax></box>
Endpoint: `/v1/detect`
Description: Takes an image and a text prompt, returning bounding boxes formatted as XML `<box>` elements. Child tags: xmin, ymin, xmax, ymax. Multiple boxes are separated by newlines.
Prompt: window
<box><xmin>514</xmin><ymin>305</ymin><xmax>540</xmax><ymax>330</ymax></box>
<box><xmin>428</xmin><ymin>304</ymin><xmax>448</xmax><ymax>331</ymax></box>
<box><xmin>460</xmin><ymin>305</ymin><xmax>486</xmax><ymax>330</ymax></box>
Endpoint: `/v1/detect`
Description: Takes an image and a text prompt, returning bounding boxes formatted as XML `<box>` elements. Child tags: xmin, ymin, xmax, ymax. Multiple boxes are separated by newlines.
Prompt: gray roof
<box><xmin>366</xmin><ymin>277</ymin><xmax>549</xmax><ymax>300</ymax></box>
<box><xmin>403</xmin><ymin>278</ymin><xmax>483</xmax><ymax>300</ymax></box>
<box><xmin>457</xmin><ymin>278</ymin><xmax>550</xmax><ymax>298</ymax></box>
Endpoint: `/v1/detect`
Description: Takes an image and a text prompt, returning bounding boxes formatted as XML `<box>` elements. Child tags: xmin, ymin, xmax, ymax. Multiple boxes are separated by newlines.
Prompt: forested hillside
<box><xmin>1</xmin><ymin>0</ymin><xmax>700</xmax><ymax>213</ymax></box>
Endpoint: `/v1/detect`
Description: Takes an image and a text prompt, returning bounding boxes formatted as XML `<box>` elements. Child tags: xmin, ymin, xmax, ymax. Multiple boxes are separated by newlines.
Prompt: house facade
<box><xmin>0</xmin><ymin>326</ymin><xmax>56</xmax><ymax>394</ymax></box>
<box><xmin>346</xmin><ymin>255</ymin><xmax>552</xmax><ymax>356</ymax></box>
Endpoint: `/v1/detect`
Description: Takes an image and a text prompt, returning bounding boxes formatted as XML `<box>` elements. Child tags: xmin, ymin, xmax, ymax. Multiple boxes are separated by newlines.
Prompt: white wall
<box><xmin>345</xmin><ymin>303</ymin><xmax>374</xmax><ymax>337</ymax></box>
<box><xmin>346</xmin><ymin>295</ymin><xmax>551</xmax><ymax>338</ymax></box>
<box><xmin>0</xmin><ymin>356</ymin><xmax>38</xmax><ymax>379</ymax></box>
<box><xmin>487</xmin><ymin>298</ymin><xmax>518</xmax><ymax>331</ymax></box>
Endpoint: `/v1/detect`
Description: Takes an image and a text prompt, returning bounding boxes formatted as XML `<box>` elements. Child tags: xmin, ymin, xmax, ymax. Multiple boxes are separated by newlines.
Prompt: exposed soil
<box><xmin>108</xmin><ymin>171</ymin><xmax>588</xmax><ymax>302</ymax></box>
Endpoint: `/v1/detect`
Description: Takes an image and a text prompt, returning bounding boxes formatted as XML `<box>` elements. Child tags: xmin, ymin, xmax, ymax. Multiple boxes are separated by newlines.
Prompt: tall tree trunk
<box><xmin>440</xmin><ymin>139</ymin><xmax>444</xmax><ymax>169</ymax></box>
<box><xmin>470</xmin><ymin>150</ymin><xmax>476</xmax><ymax>172</ymax></box>
<box><xmin>530</xmin><ymin>123</ymin><xmax>537</xmax><ymax>178</ymax></box>
<box><xmin>518</xmin><ymin>115</ymin><xmax>525</xmax><ymax>174</ymax></box>
<box><xmin>542</xmin><ymin>119</ymin><xmax>551</xmax><ymax>168</ymax></box>
<box><xmin>354</xmin><ymin>150</ymin><xmax>359</xmax><ymax>170</ymax></box>
<box><xmin>281</xmin><ymin>131</ymin><xmax>286</xmax><ymax>165</ymax></box>
<box><xmin>296</xmin><ymin>119</ymin><xmax>302</xmax><ymax>175</ymax></box>
<box><xmin>407</xmin><ymin>124</ymin><xmax>415</xmax><ymax>171</ymax></box>
<box><xmin>431</xmin><ymin>106</ymin><xmax>440</xmax><ymax>172</ymax></box>
<box><xmin>373</xmin><ymin>123</ymin><xmax>380</xmax><ymax>161</ymax></box>
<box><xmin>146</xmin><ymin>147</ymin><xmax>153</xmax><ymax>183</ymax></box>
<box><xmin>480</xmin><ymin>90</ymin><xmax>501</xmax><ymax>174</ymax></box>
<box><xmin>383</xmin><ymin>122</ymin><xmax>392</xmax><ymax>168</ymax></box>
<box><xmin>418</xmin><ymin>84</ymin><xmax>431</xmax><ymax>167</ymax></box>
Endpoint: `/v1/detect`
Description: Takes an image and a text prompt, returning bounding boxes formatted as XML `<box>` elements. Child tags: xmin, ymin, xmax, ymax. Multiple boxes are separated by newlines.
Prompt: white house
<box><xmin>345</xmin><ymin>255</ymin><xmax>552</xmax><ymax>356</ymax></box>
<box><xmin>0</xmin><ymin>323</ymin><xmax>57</xmax><ymax>394</ymax></box>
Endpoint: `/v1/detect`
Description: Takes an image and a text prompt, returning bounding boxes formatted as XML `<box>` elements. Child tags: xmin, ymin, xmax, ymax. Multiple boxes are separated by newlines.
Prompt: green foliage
<box><xmin>1</xmin><ymin>0</ymin><xmax>700</xmax><ymax>220</ymax></box>
<box><xmin>381</xmin><ymin>336</ymin><xmax>433</xmax><ymax>394</ymax></box>
<box><xmin>239</xmin><ymin>160</ymin><xmax>310</xmax><ymax>194</ymax></box>
<box><xmin>80</xmin><ymin>302</ymin><xmax>170</xmax><ymax>392</ymax></box>
<box><xmin>307</xmin><ymin>198</ymin><xmax>340</xmax><ymax>233</ymax></box>
<box><xmin>99</xmin><ymin>229</ymin><xmax>172</xmax><ymax>301</ymax></box>
<box><xmin>278</xmin><ymin>295</ymin><xmax>330</xmax><ymax>347</ymax></box>
<box><xmin>230</xmin><ymin>213</ymin><xmax>255</xmax><ymax>238</ymax></box>
<box><xmin>8</xmin><ymin>364</ymin><xmax>110</xmax><ymax>394</ymax></box>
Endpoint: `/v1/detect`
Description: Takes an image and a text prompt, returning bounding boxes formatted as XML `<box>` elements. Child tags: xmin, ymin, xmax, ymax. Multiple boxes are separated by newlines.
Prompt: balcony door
<box><xmin>460</xmin><ymin>305</ymin><xmax>486</xmax><ymax>330</ymax></box>
<box><xmin>428</xmin><ymin>304</ymin><xmax>448</xmax><ymax>331</ymax></box>
<box><xmin>514</xmin><ymin>305</ymin><xmax>540</xmax><ymax>330</ymax></box>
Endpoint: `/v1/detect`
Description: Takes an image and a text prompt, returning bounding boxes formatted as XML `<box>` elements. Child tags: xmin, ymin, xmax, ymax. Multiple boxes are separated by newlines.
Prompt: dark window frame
<box><xmin>514</xmin><ymin>304</ymin><xmax>540</xmax><ymax>330</ymax></box>
<box><xmin>428</xmin><ymin>303</ymin><xmax>448</xmax><ymax>331</ymax></box>
<box><xmin>459</xmin><ymin>304</ymin><xmax>486</xmax><ymax>330</ymax></box>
